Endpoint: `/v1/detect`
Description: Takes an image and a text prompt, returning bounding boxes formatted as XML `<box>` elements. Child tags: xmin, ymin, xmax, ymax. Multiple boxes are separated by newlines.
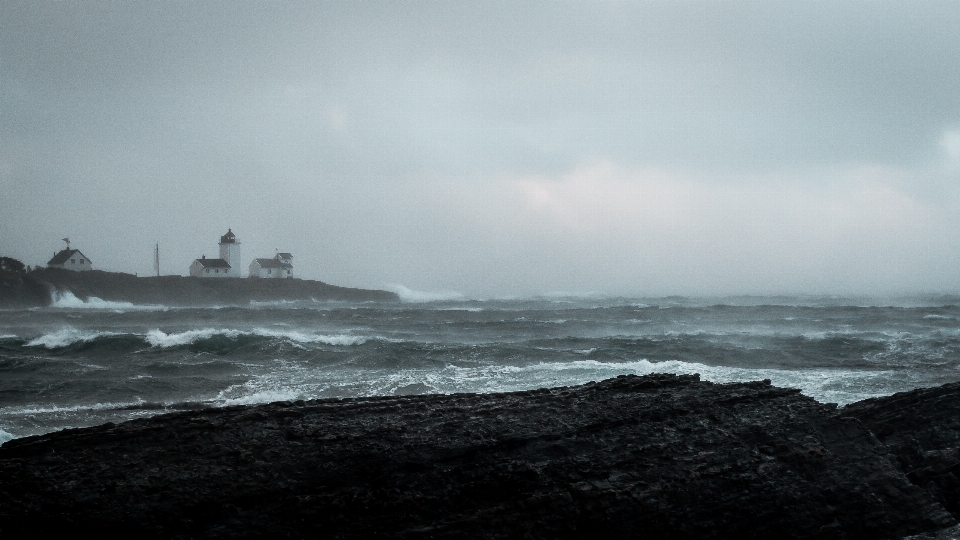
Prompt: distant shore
<box><xmin>0</xmin><ymin>268</ymin><xmax>398</xmax><ymax>308</ymax></box>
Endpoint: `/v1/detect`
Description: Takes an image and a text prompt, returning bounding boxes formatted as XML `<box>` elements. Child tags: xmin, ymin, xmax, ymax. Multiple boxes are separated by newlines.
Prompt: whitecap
<box><xmin>26</xmin><ymin>328</ymin><xmax>119</xmax><ymax>349</ymax></box>
<box><xmin>0</xmin><ymin>428</ymin><xmax>15</xmax><ymax>445</ymax></box>
<box><xmin>250</xmin><ymin>328</ymin><xmax>369</xmax><ymax>346</ymax></box>
<box><xmin>2</xmin><ymin>398</ymin><xmax>147</xmax><ymax>416</ymax></box>
<box><xmin>144</xmin><ymin>327</ymin><xmax>370</xmax><ymax>348</ymax></box>
<box><xmin>50</xmin><ymin>290</ymin><xmax>167</xmax><ymax>311</ymax></box>
<box><xmin>145</xmin><ymin>328</ymin><xmax>243</xmax><ymax>347</ymax></box>
<box><xmin>217</xmin><ymin>388</ymin><xmax>303</xmax><ymax>407</ymax></box>
<box><xmin>249</xmin><ymin>299</ymin><xmax>299</xmax><ymax>308</ymax></box>
<box><xmin>386</xmin><ymin>284</ymin><xmax>465</xmax><ymax>303</ymax></box>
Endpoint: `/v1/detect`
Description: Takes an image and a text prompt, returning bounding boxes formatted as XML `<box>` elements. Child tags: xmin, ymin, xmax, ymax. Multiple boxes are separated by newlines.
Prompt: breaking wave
<box><xmin>7</xmin><ymin>297</ymin><xmax>960</xmax><ymax>441</ymax></box>
<box><xmin>145</xmin><ymin>328</ymin><xmax>369</xmax><ymax>348</ymax></box>
<box><xmin>206</xmin><ymin>357</ymin><xmax>904</xmax><ymax>409</ymax></box>
<box><xmin>20</xmin><ymin>327</ymin><xmax>372</xmax><ymax>352</ymax></box>
<box><xmin>26</xmin><ymin>328</ymin><xmax>122</xmax><ymax>349</ymax></box>
<box><xmin>51</xmin><ymin>290</ymin><xmax>166</xmax><ymax>311</ymax></box>
<box><xmin>144</xmin><ymin>328</ymin><xmax>246</xmax><ymax>348</ymax></box>
<box><xmin>387</xmin><ymin>284</ymin><xmax>466</xmax><ymax>303</ymax></box>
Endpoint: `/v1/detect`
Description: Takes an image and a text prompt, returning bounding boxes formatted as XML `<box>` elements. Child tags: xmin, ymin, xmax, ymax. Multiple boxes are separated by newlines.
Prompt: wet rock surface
<box><xmin>844</xmin><ymin>382</ymin><xmax>960</xmax><ymax>526</ymax></box>
<box><xmin>1</xmin><ymin>374</ymin><xmax>958</xmax><ymax>538</ymax></box>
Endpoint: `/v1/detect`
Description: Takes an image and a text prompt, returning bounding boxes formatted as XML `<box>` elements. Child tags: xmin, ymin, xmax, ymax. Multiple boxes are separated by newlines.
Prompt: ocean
<box><xmin>3</xmin><ymin>293</ymin><xmax>960</xmax><ymax>444</ymax></box>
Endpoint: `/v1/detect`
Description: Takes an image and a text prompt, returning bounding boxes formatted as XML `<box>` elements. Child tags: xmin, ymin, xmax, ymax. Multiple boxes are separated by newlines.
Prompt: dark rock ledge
<box><xmin>2</xmin><ymin>374</ymin><xmax>960</xmax><ymax>539</ymax></box>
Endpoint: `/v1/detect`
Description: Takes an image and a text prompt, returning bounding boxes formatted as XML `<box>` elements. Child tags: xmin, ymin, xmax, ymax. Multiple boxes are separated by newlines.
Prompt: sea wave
<box><xmin>387</xmin><ymin>284</ymin><xmax>466</xmax><ymax>303</ymax></box>
<box><xmin>26</xmin><ymin>328</ymin><xmax>121</xmax><ymax>349</ymax></box>
<box><xmin>19</xmin><ymin>327</ymin><xmax>371</xmax><ymax>352</ymax></box>
<box><xmin>1</xmin><ymin>398</ymin><xmax>150</xmax><ymax>416</ymax></box>
<box><xmin>51</xmin><ymin>290</ymin><xmax>167</xmax><ymax>311</ymax></box>
<box><xmin>249</xmin><ymin>328</ymin><xmax>369</xmax><ymax>346</ymax></box>
<box><xmin>145</xmin><ymin>328</ymin><xmax>369</xmax><ymax>348</ymax></box>
<box><xmin>248</xmin><ymin>299</ymin><xmax>300</xmax><ymax>308</ymax></box>
<box><xmin>204</xmin><ymin>356</ymin><xmax>907</xmax><ymax>409</ymax></box>
<box><xmin>145</xmin><ymin>328</ymin><xmax>246</xmax><ymax>348</ymax></box>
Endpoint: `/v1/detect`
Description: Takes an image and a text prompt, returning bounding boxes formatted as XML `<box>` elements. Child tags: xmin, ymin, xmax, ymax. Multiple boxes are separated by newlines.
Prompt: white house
<box><xmin>249</xmin><ymin>253</ymin><xmax>294</xmax><ymax>278</ymax></box>
<box><xmin>189</xmin><ymin>229</ymin><xmax>242</xmax><ymax>278</ymax></box>
<box><xmin>189</xmin><ymin>255</ymin><xmax>234</xmax><ymax>278</ymax></box>
<box><xmin>47</xmin><ymin>248</ymin><xmax>92</xmax><ymax>271</ymax></box>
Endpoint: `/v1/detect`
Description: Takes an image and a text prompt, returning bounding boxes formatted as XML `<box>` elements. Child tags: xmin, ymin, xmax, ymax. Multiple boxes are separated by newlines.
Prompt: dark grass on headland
<box><xmin>0</xmin><ymin>268</ymin><xmax>398</xmax><ymax>307</ymax></box>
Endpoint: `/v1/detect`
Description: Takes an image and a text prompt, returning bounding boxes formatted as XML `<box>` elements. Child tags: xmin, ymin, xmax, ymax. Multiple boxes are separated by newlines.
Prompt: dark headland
<box><xmin>0</xmin><ymin>267</ymin><xmax>398</xmax><ymax>308</ymax></box>
<box><xmin>3</xmin><ymin>374</ymin><xmax>960</xmax><ymax>538</ymax></box>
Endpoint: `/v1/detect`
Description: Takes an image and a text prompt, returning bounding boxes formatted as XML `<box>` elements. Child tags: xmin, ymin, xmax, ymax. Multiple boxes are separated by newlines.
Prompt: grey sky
<box><xmin>3</xmin><ymin>1</ymin><xmax>960</xmax><ymax>296</ymax></box>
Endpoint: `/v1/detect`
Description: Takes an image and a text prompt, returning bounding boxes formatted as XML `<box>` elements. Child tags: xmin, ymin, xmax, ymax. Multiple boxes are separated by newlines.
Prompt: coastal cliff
<box><xmin>3</xmin><ymin>374</ymin><xmax>960</xmax><ymax>538</ymax></box>
<box><xmin>0</xmin><ymin>269</ymin><xmax>53</xmax><ymax>308</ymax></box>
<box><xmin>0</xmin><ymin>268</ymin><xmax>398</xmax><ymax>307</ymax></box>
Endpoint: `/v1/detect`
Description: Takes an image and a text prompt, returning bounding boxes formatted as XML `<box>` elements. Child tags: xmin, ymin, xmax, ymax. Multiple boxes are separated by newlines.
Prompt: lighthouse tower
<box><xmin>219</xmin><ymin>229</ymin><xmax>241</xmax><ymax>277</ymax></box>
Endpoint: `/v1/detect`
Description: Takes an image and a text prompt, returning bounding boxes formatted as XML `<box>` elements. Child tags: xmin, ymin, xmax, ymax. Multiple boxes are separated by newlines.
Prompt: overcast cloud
<box><xmin>3</xmin><ymin>1</ymin><xmax>960</xmax><ymax>296</ymax></box>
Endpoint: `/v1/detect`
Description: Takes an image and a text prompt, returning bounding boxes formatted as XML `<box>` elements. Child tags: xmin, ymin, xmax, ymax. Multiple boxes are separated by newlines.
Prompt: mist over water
<box><xmin>3</xmin><ymin>294</ymin><xmax>960</xmax><ymax>442</ymax></box>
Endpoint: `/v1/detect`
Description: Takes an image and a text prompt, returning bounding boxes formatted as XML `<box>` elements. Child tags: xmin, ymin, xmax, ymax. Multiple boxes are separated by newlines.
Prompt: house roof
<box><xmin>276</xmin><ymin>253</ymin><xmax>292</xmax><ymax>259</ymax></box>
<box><xmin>47</xmin><ymin>249</ymin><xmax>90</xmax><ymax>265</ymax></box>
<box><xmin>253</xmin><ymin>258</ymin><xmax>293</xmax><ymax>269</ymax></box>
<box><xmin>194</xmin><ymin>258</ymin><xmax>231</xmax><ymax>268</ymax></box>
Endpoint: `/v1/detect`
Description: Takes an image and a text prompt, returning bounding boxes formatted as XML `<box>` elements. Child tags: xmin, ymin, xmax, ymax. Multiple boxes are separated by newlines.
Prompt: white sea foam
<box><xmin>251</xmin><ymin>328</ymin><xmax>368</xmax><ymax>346</ymax></box>
<box><xmin>145</xmin><ymin>328</ymin><xmax>244</xmax><ymax>347</ymax></box>
<box><xmin>235</xmin><ymin>357</ymin><xmax>909</xmax><ymax>407</ymax></box>
<box><xmin>454</xmin><ymin>359</ymin><xmax>898</xmax><ymax>406</ymax></box>
<box><xmin>217</xmin><ymin>387</ymin><xmax>303</xmax><ymax>407</ymax></box>
<box><xmin>387</xmin><ymin>284</ymin><xmax>465</xmax><ymax>303</ymax></box>
<box><xmin>26</xmin><ymin>328</ymin><xmax>118</xmax><ymax>349</ymax></box>
<box><xmin>51</xmin><ymin>290</ymin><xmax>166</xmax><ymax>311</ymax></box>
<box><xmin>0</xmin><ymin>334</ymin><xmax>18</xmax><ymax>340</ymax></box>
<box><xmin>249</xmin><ymin>299</ymin><xmax>299</xmax><ymax>308</ymax></box>
<box><xmin>144</xmin><ymin>327</ymin><xmax>369</xmax><ymax>348</ymax></box>
<box><xmin>0</xmin><ymin>428</ymin><xmax>15</xmax><ymax>445</ymax></box>
<box><xmin>2</xmin><ymin>398</ymin><xmax>147</xmax><ymax>416</ymax></box>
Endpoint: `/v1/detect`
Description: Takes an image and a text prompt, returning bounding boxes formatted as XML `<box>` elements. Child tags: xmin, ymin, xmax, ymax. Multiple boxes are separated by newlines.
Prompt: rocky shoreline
<box><xmin>3</xmin><ymin>374</ymin><xmax>960</xmax><ymax>538</ymax></box>
<box><xmin>0</xmin><ymin>268</ymin><xmax>398</xmax><ymax>308</ymax></box>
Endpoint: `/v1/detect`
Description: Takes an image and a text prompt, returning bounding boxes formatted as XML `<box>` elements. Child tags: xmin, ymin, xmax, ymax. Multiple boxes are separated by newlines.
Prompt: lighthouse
<box><xmin>219</xmin><ymin>229</ymin><xmax>241</xmax><ymax>274</ymax></box>
<box><xmin>188</xmin><ymin>229</ymin><xmax>243</xmax><ymax>278</ymax></box>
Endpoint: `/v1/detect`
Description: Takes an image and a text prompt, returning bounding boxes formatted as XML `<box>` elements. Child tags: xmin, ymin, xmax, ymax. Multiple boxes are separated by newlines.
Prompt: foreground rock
<box><xmin>0</xmin><ymin>374</ymin><xmax>956</xmax><ymax>538</ymax></box>
<box><xmin>844</xmin><ymin>382</ymin><xmax>960</xmax><ymax>525</ymax></box>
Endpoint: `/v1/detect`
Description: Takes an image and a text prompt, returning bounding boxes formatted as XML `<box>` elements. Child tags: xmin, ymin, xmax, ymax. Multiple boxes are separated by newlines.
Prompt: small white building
<box><xmin>189</xmin><ymin>255</ymin><xmax>235</xmax><ymax>278</ymax></box>
<box><xmin>249</xmin><ymin>253</ymin><xmax>294</xmax><ymax>278</ymax></box>
<box><xmin>189</xmin><ymin>229</ymin><xmax>242</xmax><ymax>278</ymax></box>
<box><xmin>47</xmin><ymin>248</ymin><xmax>93</xmax><ymax>271</ymax></box>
